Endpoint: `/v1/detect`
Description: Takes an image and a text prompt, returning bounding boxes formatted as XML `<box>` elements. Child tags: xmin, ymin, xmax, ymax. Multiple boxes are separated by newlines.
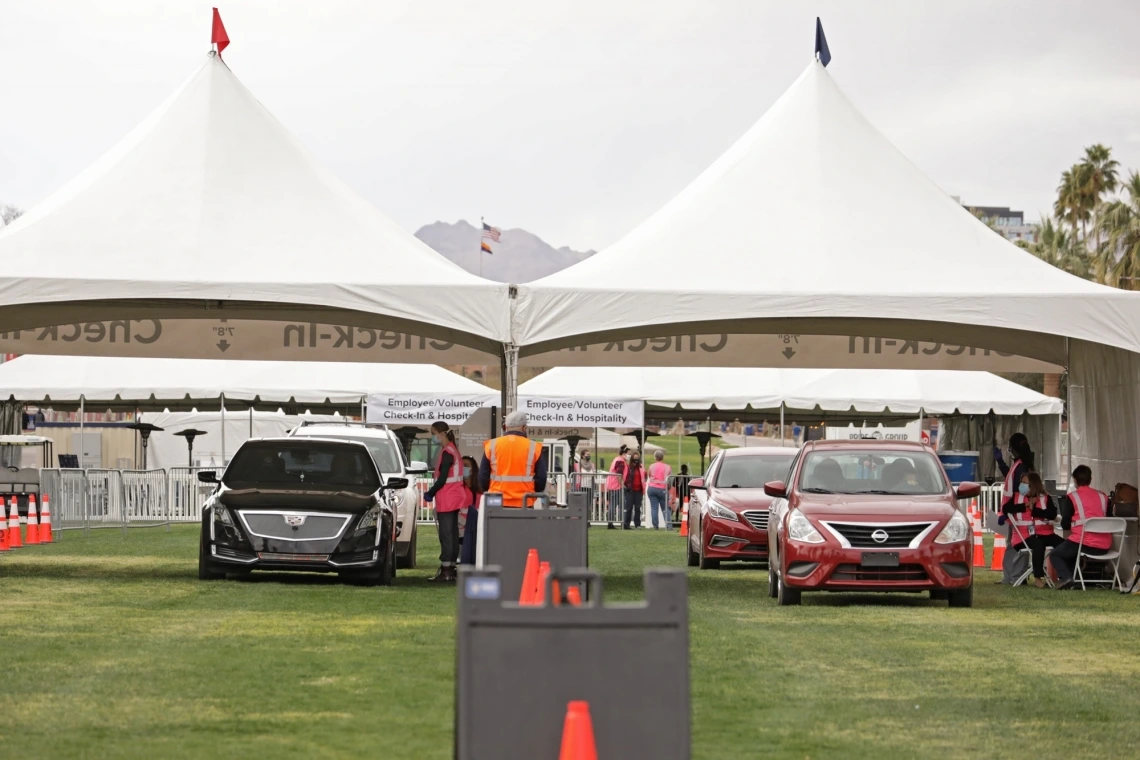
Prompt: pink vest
<box><xmin>648</xmin><ymin>462</ymin><xmax>671</xmax><ymax>489</ymax></box>
<box><xmin>1002</xmin><ymin>459</ymin><xmax>1025</xmax><ymax>506</ymax></box>
<box><xmin>1029</xmin><ymin>494</ymin><xmax>1055</xmax><ymax>537</ymax></box>
<box><xmin>1070</xmin><ymin>486</ymin><xmax>1112</xmax><ymax>550</ymax></box>
<box><xmin>433</xmin><ymin>442</ymin><xmax>467</xmax><ymax>513</ymax></box>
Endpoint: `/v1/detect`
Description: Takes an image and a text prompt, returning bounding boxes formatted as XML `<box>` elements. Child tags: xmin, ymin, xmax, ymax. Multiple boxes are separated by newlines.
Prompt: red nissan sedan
<box><xmin>686</xmin><ymin>447</ymin><xmax>799</xmax><ymax>569</ymax></box>
<box><xmin>766</xmin><ymin>440</ymin><xmax>978</xmax><ymax>607</ymax></box>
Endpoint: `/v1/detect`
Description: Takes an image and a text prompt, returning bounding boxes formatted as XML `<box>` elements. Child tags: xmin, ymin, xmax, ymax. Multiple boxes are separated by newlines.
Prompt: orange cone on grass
<box><xmin>679</xmin><ymin>498</ymin><xmax>689</xmax><ymax>537</ymax></box>
<box><xmin>39</xmin><ymin>495</ymin><xmax>52</xmax><ymax>544</ymax></box>
<box><xmin>0</xmin><ymin>516</ymin><xmax>8</xmax><ymax>552</ymax></box>
<box><xmin>24</xmin><ymin>496</ymin><xmax>39</xmax><ymax>545</ymax></box>
<box><xmin>534</xmin><ymin>561</ymin><xmax>552</xmax><ymax>605</ymax></box>
<box><xmin>990</xmin><ymin>531</ymin><xmax>1006</xmax><ymax>570</ymax></box>
<box><xmin>558</xmin><ymin>701</ymin><xmax>598</xmax><ymax>760</ymax></box>
<box><xmin>971</xmin><ymin>509</ymin><xmax>984</xmax><ymax>568</ymax></box>
<box><xmin>565</xmin><ymin>586</ymin><xmax>582</xmax><ymax>606</ymax></box>
<box><xmin>519</xmin><ymin>548</ymin><xmax>540</xmax><ymax>604</ymax></box>
<box><xmin>7</xmin><ymin>497</ymin><xmax>22</xmax><ymax>548</ymax></box>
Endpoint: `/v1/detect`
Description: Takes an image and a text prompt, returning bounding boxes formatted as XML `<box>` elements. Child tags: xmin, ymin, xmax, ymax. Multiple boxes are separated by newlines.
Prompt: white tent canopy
<box><xmin>0</xmin><ymin>53</ymin><xmax>509</xmax><ymax>360</ymax></box>
<box><xmin>0</xmin><ymin>355</ymin><xmax>492</xmax><ymax>410</ymax></box>
<box><xmin>512</xmin><ymin>61</ymin><xmax>1140</xmax><ymax>370</ymax></box>
<box><xmin>519</xmin><ymin>367</ymin><xmax>1063</xmax><ymax>417</ymax></box>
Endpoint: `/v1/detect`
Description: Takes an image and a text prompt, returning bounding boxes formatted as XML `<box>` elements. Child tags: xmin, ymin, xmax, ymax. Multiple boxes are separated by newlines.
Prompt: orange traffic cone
<box><xmin>519</xmin><ymin>548</ymin><xmax>540</xmax><ymax>604</ymax></box>
<box><xmin>558</xmin><ymin>701</ymin><xmax>598</xmax><ymax>760</ymax></box>
<box><xmin>565</xmin><ymin>586</ymin><xmax>582</xmax><ymax>606</ymax></box>
<box><xmin>7</xmin><ymin>497</ymin><xmax>22</xmax><ymax>548</ymax></box>
<box><xmin>534</xmin><ymin>561</ymin><xmax>552</xmax><ymax>605</ymax></box>
<box><xmin>0</xmin><ymin>517</ymin><xmax>8</xmax><ymax>552</ymax></box>
<box><xmin>679</xmin><ymin>498</ymin><xmax>689</xmax><ymax>537</ymax></box>
<box><xmin>971</xmin><ymin>510</ymin><xmax>984</xmax><ymax>568</ymax></box>
<box><xmin>39</xmin><ymin>495</ymin><xmax>52</xmax><ymax>544</ymax></box>
<box><xmin>24</xmin><ymin>496</ymin><xmax>40</xmax><ymax>545</ymax></box>
<box><xmin>990</xmin><ymin>531</ymin><xmax>1006</xmax><ymax>571</ymax></box>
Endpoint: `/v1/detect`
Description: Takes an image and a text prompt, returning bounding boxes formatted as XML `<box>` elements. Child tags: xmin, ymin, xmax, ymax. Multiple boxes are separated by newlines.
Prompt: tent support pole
<box><xmin>501</xmin><ymin>345</ymin><xmax>519</xmax><ymax>414</ymax></box>
<box><xmin>220</xmin><ymin>393</ymin><xmax>226</xmax><ymax>465</ymax></box>
<box><xmin>1065</xmin><ymin>337</ymin><xmax>1072</xmax><ymax>486</ymax></box>
<box><xmin>361</xmin><ymin>396</ymin><xmax>366</xmax><ymax>423</ymax></box>
<box><xmin>79</xmin><ymin>395</ymin><xmax>85</xmax><ymax>469</ymax></box>
<box><xmin>780</xmin><ymin>403</ymin><xmax>785</xmax><ymax>447</ymax></box>
<box><xmin>249</xmin><ymin>406</ymin><xmax>253</xmax><ymax>438</ymax></box>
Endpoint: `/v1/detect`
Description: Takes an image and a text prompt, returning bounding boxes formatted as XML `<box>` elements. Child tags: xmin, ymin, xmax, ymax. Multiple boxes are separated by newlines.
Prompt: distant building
<box><xmin>951</xmin><ymin>197</ymin><xmax>1038</xmax><ymax>243</ymax></box>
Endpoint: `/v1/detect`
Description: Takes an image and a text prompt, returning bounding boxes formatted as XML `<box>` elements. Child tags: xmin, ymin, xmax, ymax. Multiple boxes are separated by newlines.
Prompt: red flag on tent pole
<box><xmin>211</xmin><ymin>8</ymin><xmax>230</xmax><ymax>56</ymax></box>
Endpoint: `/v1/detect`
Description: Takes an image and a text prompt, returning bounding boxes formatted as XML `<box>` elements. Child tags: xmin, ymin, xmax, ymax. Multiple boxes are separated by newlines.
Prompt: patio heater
<box><xmin>685</xmin><ymin>430</ymin><xmax>722</xmax><ymax>475</ymax></box>
<box><xmin>125</xmin><ymin>422</ymin><xmax>165</xmax><ymax>470</ymax></box>
<box><xmin>174</xmin><ymin>429</ymin><xmax>208</xmax><ymax>468</ymax></box>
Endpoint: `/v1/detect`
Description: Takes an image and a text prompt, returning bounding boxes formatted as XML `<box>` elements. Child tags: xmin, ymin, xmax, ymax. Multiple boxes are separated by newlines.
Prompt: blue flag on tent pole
<box><xmin>815</xmin><ymin>17</ymin><xmax>831</xmax><ymax>67</ymax></box>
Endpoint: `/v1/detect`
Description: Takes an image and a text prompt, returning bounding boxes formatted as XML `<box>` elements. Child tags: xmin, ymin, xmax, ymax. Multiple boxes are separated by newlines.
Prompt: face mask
<box><xmin>1018</xmin><ymin>483</ymin><xmax>1030</xmax><ymax>496</ymax></box>
<box><xmin>463</xmin><ymin>466</ymin><xmax>472</xmax><ymax>477</ymax></box>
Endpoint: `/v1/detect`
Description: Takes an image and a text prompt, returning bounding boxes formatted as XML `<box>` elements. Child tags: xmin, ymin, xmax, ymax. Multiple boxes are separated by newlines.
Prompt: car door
<box><xmin>695</xmin><ymin>454</ymin><xmax>722</xmax><ymax>546</ymax></box>
<box><xmin>768</xmin><ymin>450</ymin><xmax>802</xmax><ymax>568</ymax></box>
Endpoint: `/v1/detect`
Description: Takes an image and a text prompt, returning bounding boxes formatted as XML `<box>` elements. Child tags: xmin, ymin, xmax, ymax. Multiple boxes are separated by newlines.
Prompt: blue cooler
<box><xmin>938</xmin><ymin>451</ymin><xmax>979</xmax><ymax>484</ymax></box>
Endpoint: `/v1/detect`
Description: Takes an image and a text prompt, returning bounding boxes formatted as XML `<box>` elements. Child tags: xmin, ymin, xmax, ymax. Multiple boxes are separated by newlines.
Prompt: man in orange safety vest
<box><xmin>478</xmin><ymin>410</ymin><xmax>548</xmax><ymax>508</ymax></box>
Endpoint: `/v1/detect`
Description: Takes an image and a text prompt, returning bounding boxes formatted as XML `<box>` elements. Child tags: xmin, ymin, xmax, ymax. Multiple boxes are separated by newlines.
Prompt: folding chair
<box><xmin>1009</xmin><ymin>521</ymin><xmax>1041</xmax><ymax>588</ymax></box>
<box><xmin>1074</xmin><ymin>517</ymin><xmax>1128</xmax><ymax>591</ymax></box>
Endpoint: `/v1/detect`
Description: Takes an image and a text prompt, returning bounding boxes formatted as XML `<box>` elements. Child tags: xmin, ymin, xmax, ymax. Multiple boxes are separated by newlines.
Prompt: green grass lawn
<box><xmin>3</xmin><ymin>526</ymin><xmax>1140</xmax><ymax>759</ymax></box>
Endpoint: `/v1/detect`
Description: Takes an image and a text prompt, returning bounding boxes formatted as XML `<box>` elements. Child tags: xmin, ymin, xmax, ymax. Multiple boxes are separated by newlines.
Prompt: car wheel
<box><xmin>698</xmin><ymin>539</ymin><xmax>720</xmax><ymax>570</ymax></box>
<box><xmin>197</xmin><ymin>514</ymin><xmax>225</xmax><ymax>581</ymax></box>
<box><xmin>928</xmin><ymin>589</ymin><xmax>949</xmax><ymax>601</ymax></box>
<box><xmin>947</xmin><ymin>583</ymin><xmax>973</xmax><ymax>608</ymax></box>
<box><xmin>397</xmin><ymin>522</ymin><xmax>418</xmax><ymax>570</ymax></box>
<box><xmin>767</xmin><ymin>567</ymin><xmax>779</xmax><ymax>598</ymax></box>
<box><xmin>686</xmin><ymin>533</ymin><xmax>699</xmax><ymax>567</ymax></box>
<box><xmin>777</xmin><ymin>572</ymin><xmax>801</xmax><ymax>606</ymax></box>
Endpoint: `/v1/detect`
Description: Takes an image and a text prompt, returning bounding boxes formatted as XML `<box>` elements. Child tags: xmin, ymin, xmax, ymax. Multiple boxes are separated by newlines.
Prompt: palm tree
<box><xmin>1054</xmin><ymin>165</ymin><xmax>1091</xmax><ymax>243</ymax></box>
<box><xmin>1095</xmin><ymin>171</ymin><xmax>1140</xmax><ymax>289</ymax></box>
<box><xmin>1017</xmin><ymin>217</ymin><xmax>1091</xmax><ymax>279</ymax></box>
<box><xmin>1080</xmin><ymin>144</ymin><xmax>1120</xmax><ymax>252</ymax></box>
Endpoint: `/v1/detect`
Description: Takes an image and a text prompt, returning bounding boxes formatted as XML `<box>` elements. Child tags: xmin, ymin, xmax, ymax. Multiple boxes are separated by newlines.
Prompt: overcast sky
<box><xmin>2</xmin><ymin>1</ymin><xmax>1138</xmax><ymax>251</ymax></box>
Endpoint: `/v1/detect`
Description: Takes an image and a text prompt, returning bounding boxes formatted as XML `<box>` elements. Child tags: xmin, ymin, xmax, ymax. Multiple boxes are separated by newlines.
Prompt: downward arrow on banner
<box><xmin>217</xmin><ymin>340</ymin><xmax>231</xmax><ymax>352</ymax></box>
<box><xmin>782</xmin><ymin>347</ymin><xmax>796</xmax><ymax>360</ymax></box>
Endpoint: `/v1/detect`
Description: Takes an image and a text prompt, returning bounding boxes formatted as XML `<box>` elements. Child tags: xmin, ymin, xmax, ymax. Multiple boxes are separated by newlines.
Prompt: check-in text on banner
<box><xmin>517</xmin><ymin>396</ymin><xmax>643</xmax><ymax>428</ymax></box>
<box><xmin>366</xmin><ymin>393</ymin><xmax>498</xmax><ymax>424</ymax></box>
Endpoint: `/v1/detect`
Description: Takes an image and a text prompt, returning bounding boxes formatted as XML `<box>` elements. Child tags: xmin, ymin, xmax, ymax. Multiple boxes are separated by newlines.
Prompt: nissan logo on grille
<box><xmin>284</xmin><ymin>515</ymin><xmax>307</xmax><ymax>528</ymax></box>
<box><xmin>871</xmin><ymin>529</ymin><xmax>889</xmax><ymax>544</ymax></box>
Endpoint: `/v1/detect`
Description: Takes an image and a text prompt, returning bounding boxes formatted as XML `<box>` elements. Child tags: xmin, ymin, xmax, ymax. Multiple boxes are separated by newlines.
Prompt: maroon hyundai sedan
<box><xmin>766</xmin><ymin>440</ymin><xmax>977</xmax><ymax>607</ymax></box>
<box><xmin>686</xmin><ymin>447</ymin><xmax>798</xmax><ymax>569</ymax></box>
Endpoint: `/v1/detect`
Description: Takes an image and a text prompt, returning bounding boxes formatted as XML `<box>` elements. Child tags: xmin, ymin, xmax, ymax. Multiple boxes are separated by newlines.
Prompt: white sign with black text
<box><xmin>517</xmin><ymin>396</ymin><xmax>643</xmax><ymax>428</ymax></box>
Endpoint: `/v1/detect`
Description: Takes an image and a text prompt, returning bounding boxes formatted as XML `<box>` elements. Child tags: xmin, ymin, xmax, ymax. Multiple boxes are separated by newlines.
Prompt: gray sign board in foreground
<box><xmin>455</xmin><ymin>566</ymin><xmax>690</xmax><ymax>759</ymax></box>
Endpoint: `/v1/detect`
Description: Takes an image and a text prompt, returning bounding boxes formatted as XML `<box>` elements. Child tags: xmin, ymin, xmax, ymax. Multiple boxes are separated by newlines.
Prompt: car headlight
<box><xmin>213</xmin><ymin>504</ymin><xmax>234</xmax><ymax>527</ymax></box>
<box><xmin>934</xmin><ymin>511</ymin><xmax>970</xmax><ymax>544</ymax></box>
<box><xmin>707</xmin><ymin>499</ymin><xmax>739</xmax><ymax>522</ymax></box>
<box><xmin>787</xmin><ymin>509</ymin><xmax>824</xmax><ymax>544</ymax></box>
<box><xmin>356</xmin><ymin>504</ymin><xmax>382</xmax><ymax>533</ymax></box>
<box><xmin>383</xmin><ymin>488</ymin><xmax>403</xmax><ymax>509</ymax></box>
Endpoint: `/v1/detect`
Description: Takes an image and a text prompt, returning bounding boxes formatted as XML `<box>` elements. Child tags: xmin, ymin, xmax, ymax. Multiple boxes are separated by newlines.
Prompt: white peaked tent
<box><xmin>0</xmin><ymin>355</ymin><xmax>492</xmax><ymax>412</ymax></box>
<box><xmin>0</xmin><ymin>52</ymin><xmax>509</xmax><ymax>360</ymax></box>
<box><xmin>512</xmin><ymin>59</ymin><xmax>1140</xmax><ymax>486</ymax></box>
<box><xmin>519</xmin><ymin>367</ymin><xmax>1063</xmax><ymax>417</ymax></box>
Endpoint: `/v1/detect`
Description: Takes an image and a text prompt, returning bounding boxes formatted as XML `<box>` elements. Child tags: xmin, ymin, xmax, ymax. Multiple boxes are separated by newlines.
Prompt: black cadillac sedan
<box><xmin>198</xmin><ymin>438</ymin><xmax>408</xmax><ymax>585</ymax></box>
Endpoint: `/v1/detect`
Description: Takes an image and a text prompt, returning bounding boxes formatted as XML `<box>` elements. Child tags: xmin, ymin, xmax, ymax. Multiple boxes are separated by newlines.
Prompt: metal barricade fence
<box><xmin>40</xmin><ymin>468</ymin><xmax>88</xmax><ymax>535</ymax></box>
<box><xmin>168</xmin><ymin>466</ymin><xmax>222</xmax><ymax>522</ymax></box>
<box><xmin>121</xmin><ymin>469</ymin><xmax>170</xmax><ymax>529</ymax></box>
<box><xmin>568</xmin><ymin>471</ymin><xmax>626</xmax><ymax>524</ymax></box>
<box><xmin>83</xmin><ymin>469</ymin><xmax>127</xmax><ymax>536</ymax></box>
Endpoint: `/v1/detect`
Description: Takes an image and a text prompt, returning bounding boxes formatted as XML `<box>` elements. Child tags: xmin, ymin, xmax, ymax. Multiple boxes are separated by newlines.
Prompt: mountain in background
<box><xmin>415</xmin><ymin>219</ymin><xmax>595</xmax><ymax>283</ymax></box>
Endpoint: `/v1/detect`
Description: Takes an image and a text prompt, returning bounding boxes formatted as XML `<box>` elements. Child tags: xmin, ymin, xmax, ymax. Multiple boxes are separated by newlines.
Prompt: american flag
<box><xmin>481</xmin><ymin>221</ymin><xmax>501</xmax><ymax>242</ymax></box>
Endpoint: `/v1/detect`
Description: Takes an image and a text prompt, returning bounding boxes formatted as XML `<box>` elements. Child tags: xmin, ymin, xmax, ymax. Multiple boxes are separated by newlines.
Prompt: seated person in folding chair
<box><xmin>1049</xmin><ymin>465</ymin><xmax>1113</xmax><ymax>590</ymax></box>
<box><xmin>1002</xmin><ymin>471</ymin><xmax>1061</xmax><ymax>588</ymax></box>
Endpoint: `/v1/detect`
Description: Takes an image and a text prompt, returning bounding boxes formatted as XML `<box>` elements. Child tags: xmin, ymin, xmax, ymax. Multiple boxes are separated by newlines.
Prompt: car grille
<box><xmin>740</xmin><ymin>510</ymin><xmax>769</xmax><ymax>531</ymax></box>
<box><xmin>239</xmin><ymin>512</ymin><xmax>350</xmax><ymax>541</ymax></box>
<box><xmin>215</xmin><ymin>546</ymin><xmax>256</xmax><ymax>561</ymax></box>
<box><xmin>822</xmin><ymin>522</ymin><xmax>935</xmax><ymax>549</ymax></box>
<box><xmin>831</xmin><ymin>564</ymin><xmax>928</xmax><ymax>582</ymax></box>
<box><xmin>257</xmin><ymin>552</ymin><xmax>331</xmax><ymax>562</ymax></box>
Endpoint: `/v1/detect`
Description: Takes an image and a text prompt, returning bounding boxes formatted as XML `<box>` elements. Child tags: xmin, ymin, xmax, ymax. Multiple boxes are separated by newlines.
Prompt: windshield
<box><xmin>713</xmin><ymin>455</ymin><xmax>795</xmax><ymax>489</ymax></box>
<box><xmin>295</xmin><ymin>432</ymin><xmax>403</xmax><ymax>474</ymax></box>
<box><xmin>798</xmin><ymin>450</ymin><xmax>948</xmax><ymax>495</ymax></box>
<box><xmin>224</xmin><ymin>441</ymin><xmax>380</xmax><ymax>491</ymax></box>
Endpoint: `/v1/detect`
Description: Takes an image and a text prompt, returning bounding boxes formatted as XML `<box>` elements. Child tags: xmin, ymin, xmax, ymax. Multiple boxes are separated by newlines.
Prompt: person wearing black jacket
<box><xmin>994</xmin><ymin>433</ymin><xmax>1034</xmax><ymax>585</ymax></box>
<box><xmin>1001</xmin><ymin>471</ymin><xmax>1061</xmax><ymax>587</ymax></box>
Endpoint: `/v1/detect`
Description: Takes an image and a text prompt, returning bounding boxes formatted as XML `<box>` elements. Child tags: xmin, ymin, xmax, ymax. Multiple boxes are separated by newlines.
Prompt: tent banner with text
<box><xmin>366</xmin><ymin>392</ymin><xmax>498</xmax><ymax>425</ymax></box>
<box><xmin>517</xmin><ymin>396</ymin><xmax>643</xmax><ymax>428</ymax></box>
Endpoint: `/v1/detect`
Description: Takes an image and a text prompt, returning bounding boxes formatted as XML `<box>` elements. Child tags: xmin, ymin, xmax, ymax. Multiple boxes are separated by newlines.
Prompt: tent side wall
<box><xmin>1070</xmin><ymin>340</ymin><xmax>1140</xmax><ymax>489</ymax></box>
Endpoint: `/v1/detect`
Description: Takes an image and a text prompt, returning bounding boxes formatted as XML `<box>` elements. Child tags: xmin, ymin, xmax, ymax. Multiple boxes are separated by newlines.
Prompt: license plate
<box><xmin>861</xmin><ymin>552</ymin><xmax>899</xmax><ymax>567</ymax></box>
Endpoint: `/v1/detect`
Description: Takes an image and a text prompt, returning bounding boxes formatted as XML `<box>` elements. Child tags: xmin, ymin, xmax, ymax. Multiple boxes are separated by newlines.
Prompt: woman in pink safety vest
<box><xmin>995</xmin><ymin>433</ymin><xmax>1033</xmax><ymax>585</ymax></box>
<box><xmin>424</xmin><ymin>421</ymin><xmax>466</xmax><ymax>583</ymax></box>
<box><xmin>1017</xmin><ymin>472</ymin><xmax>1062</xmax><ymax>588</ymax></box>
<box><xmin>1049</xmin><ymin>464</ymin><xmax>1114</xmax><ymax>589</ymax></box>
<box><xmin>646</xmin><ymin>450</ymin><xmax>673</xmax><ymax>530</ymax></box>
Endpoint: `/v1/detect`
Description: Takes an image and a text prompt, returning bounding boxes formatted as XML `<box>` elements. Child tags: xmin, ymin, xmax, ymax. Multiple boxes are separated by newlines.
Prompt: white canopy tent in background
<box><xmin>512</xmin><ymin>58</ymin><xmax>1140</xmax><ymax>487</ymax></box>
<box><xmin>0</xmin><ymin>355</ymin><xmax>493</xmax><ymax>413</ymax></box>
<box><xmin>519</xmin><ymin>367</ymin><xmax>1064</xmax><ymax>482</ymax></box>
<box><xmin>0</xmin><ymin>51</ymin><xmax>508</xmax><ymax>365</ymax></box>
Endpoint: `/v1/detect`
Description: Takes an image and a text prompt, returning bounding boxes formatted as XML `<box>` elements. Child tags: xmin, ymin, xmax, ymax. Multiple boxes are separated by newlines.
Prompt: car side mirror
<box><xmin>955</xmin><ymin>481</ymin><xmax>981</xmax><ymax>500</ymax></box>
<box><xmin>764</xmin><ymin>480</ymin><xmax>787</xmax><ymax>498</ymax></box>
<box><xmin>688</xmin><ymin>478</ymin><xmax>705</xmax><ymax>490</ymax></box>
<box><xmin>385</xmin><ymin>477</ymin><xmax>410</xmax><ymax>491</ymax></box>
<box><xmin>406</xmin><ymin>461</ymin><xmax>429</xmax><ymax>474</ymax></box>
<box><xmin>197</xmin><ymin>471</ymin><xmax>218</xmax><ymax>483</ymax></box>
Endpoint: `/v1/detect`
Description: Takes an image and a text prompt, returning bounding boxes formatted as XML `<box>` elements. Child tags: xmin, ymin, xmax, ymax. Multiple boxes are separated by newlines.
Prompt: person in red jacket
<box><xmin>1050</xmin><ymin>465</ymin><xmax>1114</xmax><ymax>590</ymax></box>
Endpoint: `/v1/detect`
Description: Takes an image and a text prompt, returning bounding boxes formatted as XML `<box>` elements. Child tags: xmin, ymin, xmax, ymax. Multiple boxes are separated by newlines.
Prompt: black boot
<box><xmin>443</xmin><ymin>565</ymin><xmax>458</xmax><ymax>583</ymax></box>
<box><xmin>428</xmin><ymin>566</ymin><xmax>448</xmax><ymax>582</ymax></box>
